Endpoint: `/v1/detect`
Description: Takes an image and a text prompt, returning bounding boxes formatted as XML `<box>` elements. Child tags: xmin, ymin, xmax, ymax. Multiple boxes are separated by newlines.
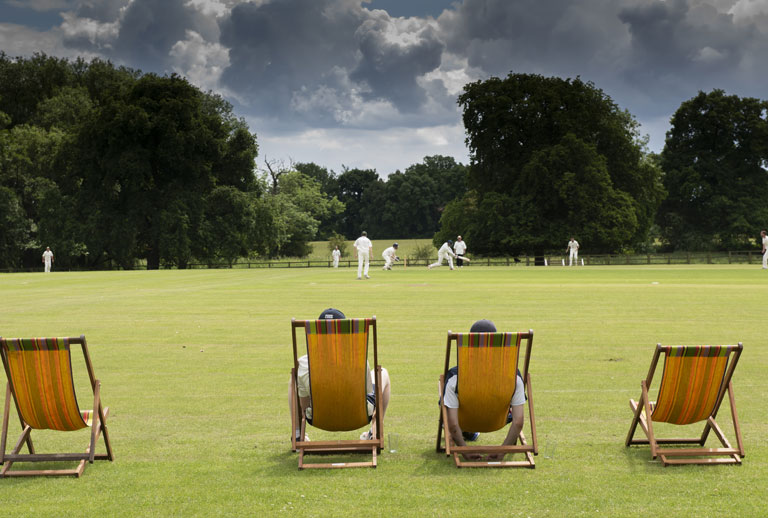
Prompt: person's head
<box><xmin>319</xmin><ymin>308</ymin><xmax>345</xmax><ymax>319</ymax></box>
<box><xmin>447</xmin><ymin>239</ymin><xmax>453</xmax><ymax>246</ymax></box>
<box><xmin>470</xmin><ymin>319</ymin><xmax>497</xmax><ymax>333</ymax></box>
<box><xmin>393</xmin><ymin>243</ymin><xmax>398</xmax><ymax>249</ymax></box>
<box><xmin>361</xmin><ymin>231</ymin><xmax>367</xmax><ymax>237</ymax></box>
<box><xmin>45</xmin><ymin>247</ymin><xmax>51</xmax><ymax>251</ymax></box>
<box><xmin>334</xmin><ymin>245</ymin><xmax>339</xmax><ymax>250</ymax></box>
<box><xmin>457</xmin><ymin>236</ymin><xmax>462</xmax><ymax>241</ymax></box>
<box><xmin>762</xmin><ymin>230</ymin><xmax>767</xmax><ymax>237</ymax></box>
<box><xmin>570</xmin><ymin>237</ymin><xmax>575</xmax><ymax>241</ymax></box>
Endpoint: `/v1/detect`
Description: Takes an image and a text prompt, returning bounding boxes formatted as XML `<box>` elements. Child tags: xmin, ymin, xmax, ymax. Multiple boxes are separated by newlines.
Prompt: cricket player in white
<box><xmin>354</xmin><ymin>231</ymin><xmax>373</xmax><ymax>279</ymax></box>
<box><xmin>761</xmin><ymin>230</ymin><xmax>767</xmax><ymax>269</ymax></box>
<box><xmin>42</xmin><ymin>247</ymin><xmax>54</xmax><ymax>273</ymax></box>
<box><xmin>382</xmin><ymin>243</ymin><xmax>399</xmax><ymax>270</ymax></box>
<box><xmin>453</xmin><ymin>236</ymin><xmax>467</xmax><ymax>267</ymax></box>
<box><xmin>428</xmin><ymin>240</ymin><xmax>457</xmax><ymax>270</ymax></box>
<box><xmin>566</xmin><ymin>237</ymin><xmax>579</xmax><ymax>266</ymax></box>
<box><xmin>332</xmin><ymin>246</ymin><xmax>341</xmax><ymax>268</ymax></box>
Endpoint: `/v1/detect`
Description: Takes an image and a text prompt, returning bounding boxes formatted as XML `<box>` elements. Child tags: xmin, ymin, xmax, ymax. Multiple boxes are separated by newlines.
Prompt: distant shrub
<box><xmin>328</xmin><ymin>232</ymin><xmax>348</xmax><ymax>257</ymax></box>
<box><xmin>412</xmin><ymin>243</ymin><xmax>434</xmax><ymax>263</ymax></box>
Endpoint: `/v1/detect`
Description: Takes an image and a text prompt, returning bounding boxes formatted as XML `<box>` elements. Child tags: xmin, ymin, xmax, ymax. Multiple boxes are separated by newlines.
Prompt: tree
<box><xmin>452</xmin><ymin>72</ymin><xmax>664</xmax><ymax>255</ymax></box>
<box><xmin>72</xmin><ymin>73</ymin><xmax>260</xmax><ymax>269</ymax></box>
<box><xmin>269</xmin><ymin>170</ymin><xmax>344</xmax><ymax>257</ymax></box>
<box><xmin>336</xmin><ymin>167</ymin><xmax>382</xmax><ymax>239</ymax></box>
<box><xmin>375</xmin><ymin>155</ymin><xmax>468</xmax><ymax>239</ymax></box>
<box><xmin>658</xmin><ymin>90</ymin><xmax>768</xmax><ymax>250</ymax></box>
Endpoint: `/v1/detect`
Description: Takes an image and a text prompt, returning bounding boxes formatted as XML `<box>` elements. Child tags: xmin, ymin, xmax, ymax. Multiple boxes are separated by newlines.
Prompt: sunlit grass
<box><xmin>0</xmin><ymin>265</ymin><xmax>766</xmax><ymax>516</ymax></box>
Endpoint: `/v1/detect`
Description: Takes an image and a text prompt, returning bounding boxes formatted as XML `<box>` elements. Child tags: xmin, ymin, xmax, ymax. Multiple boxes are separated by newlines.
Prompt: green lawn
<box><xmin>1</xmin><ymin>265</ymin><xmax>766</xmax><ymax>516</ymax></box>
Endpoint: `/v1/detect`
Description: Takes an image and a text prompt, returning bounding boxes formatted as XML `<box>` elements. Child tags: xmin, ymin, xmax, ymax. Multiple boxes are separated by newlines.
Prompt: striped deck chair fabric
<box><xmin>2</xmin><ymin>338</ymin><xmax>89</xmax><ymax>431</ymax></box>
<box><xmin>1</xmin><ymin>335</ymin><xmax>113</xmax><ymax>478</ymax></box>
<box><xmin>625</xmin><ymin>343</ymin><xmax>744</xmax><ymax>466</ymax></box>
<box><xmin>436</xmin><ymin>329</ymin><xmax>537</xmax><ymax>468</ymax></box>
<box><xmin>305</xmin><ymin>319</ymin><xmax>371</xmax><ymax>431</ymax></box>
<box><xmin>652</xmin><ymin>346</ymin><xmax>730</xmax><ymax>425</ymax></box>
<box><xmin>456</xmin><ymin>332</ymin><xmax>521</xmax><ymax>433</ymax></box>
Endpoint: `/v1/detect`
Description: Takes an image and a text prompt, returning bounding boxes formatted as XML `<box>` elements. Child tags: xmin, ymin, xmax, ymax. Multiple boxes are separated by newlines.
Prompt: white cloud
<box><xmin>60</xmin><ymin>11</ymin><xmax>119</xmax><ymax>49</ymax></box>
<box><xmin>728</xmin><ymin>0</ymin><xmax>768</xmax><ymax>21</ymax></box>
<box><xmin>0</xmin><ymin>22</ymin><xmax>96</xmax><ymax>59</ymax></box>
<box><xmin>169</xmin><ymin>30</ymin><xmax>230</xmax><ymax>92</ymax></box>
<box><xmin>253</xmin><ymin>122</ymin><xmax>469</xmax><ymax>174</ymax></box>
<box><xmin>185</xmin><ymin>0</ymin><xmax>229</xmax><ymax>18</ymax></box>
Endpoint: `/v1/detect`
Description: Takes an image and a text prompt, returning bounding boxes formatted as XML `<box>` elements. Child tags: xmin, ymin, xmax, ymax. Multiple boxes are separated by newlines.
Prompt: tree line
<box><xmin>1</xmin><ymin>54</ymin><xmax>766</xmax><ymax>269</ymax></box>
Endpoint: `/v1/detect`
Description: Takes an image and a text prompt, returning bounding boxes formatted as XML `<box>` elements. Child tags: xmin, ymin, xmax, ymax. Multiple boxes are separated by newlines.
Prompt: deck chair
<box><xmin>436</xmin><ymin>330</ymin><xmax>537</xmax><ymax>468</ymax></box>
<box><xmin>1</xmin><ymin>336</ymin><xmax>113</xmax><ymax>477</ymax></box>
<box><xmin>626</xmin><ymin>343</ymin><xmax>744</xmax><ymax>466</ymax></box>
<box><xmin>290</xmin><ymin>317</ymin><xmax>383</xmax><ymax>469</ymax></box>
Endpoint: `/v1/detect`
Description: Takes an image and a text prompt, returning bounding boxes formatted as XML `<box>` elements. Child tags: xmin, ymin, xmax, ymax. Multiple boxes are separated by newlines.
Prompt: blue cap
<box><xmin>470</xmin><ymin>319</ymin><xmax>497</xmax><ymax>332</ymax></box>
<box><xmin>447</xmin><ymin>240</ymin><xmax>453</xmax><ymax>245</ymax></box>
<box><xmin>319</xmin><ymin>308</ymin><xmax>345</xmax><ymax>319</ymax></box>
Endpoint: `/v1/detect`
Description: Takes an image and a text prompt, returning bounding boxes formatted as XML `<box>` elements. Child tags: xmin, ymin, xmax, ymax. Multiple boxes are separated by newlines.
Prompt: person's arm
<box><xmin>486</xmin><ymin>404</ymin><xmax>525</xmax><ymax>461</ymax></box>
<box><xmin>446</xmin><ymin>408</ymin><xmax>481</xmax><ymax>461</ymax></box>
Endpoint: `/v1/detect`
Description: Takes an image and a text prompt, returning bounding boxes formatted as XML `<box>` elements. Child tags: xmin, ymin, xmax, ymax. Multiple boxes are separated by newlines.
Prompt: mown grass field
<box><xmin>1</xmin><ymin>264</ymin><xmax>766</xmax><ymax>517</ymax></box>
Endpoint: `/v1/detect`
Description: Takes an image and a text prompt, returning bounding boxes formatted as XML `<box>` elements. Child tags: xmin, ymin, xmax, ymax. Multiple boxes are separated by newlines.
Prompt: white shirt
<box><xmin>354</xmin><ymin>236</ymin><xmax>372</xmax><ymax>254</ymax></box>
<box><xmin>567</xmin><ymin>240</ymin><xmax>579</xmax><ymax>251</ymax></box>
<box><xmin>42</xmin><ymin>250</ymin><xmax>54</xmax><ymax>263</ymax></box>
<box><xmin>763</xmin><ymin>236</ymin><xmax>768</xmax><ymax>250</ymax></box>
<box><xmin>382</xmin><ymin>246</ymin><xmax>397</xmax><ymax>260</ymax></box>
<box><xmin>332</xmin><ymin>249</ymin><xmax>341</xmax><ymax>259</ymax></box>
<box><xmin>443</xmin><ymin>372</ymin><xmax>525</xmax><ymax>409</ymax></box>
<box><xmin>439</xmin><ymin>242</ymin><xmax>456</xmax><ymax>257</ymax></box>
<box><xmin>453</xmin><ymin>240</ymin><xmax>467</xmax><ymax>254</ymax></box>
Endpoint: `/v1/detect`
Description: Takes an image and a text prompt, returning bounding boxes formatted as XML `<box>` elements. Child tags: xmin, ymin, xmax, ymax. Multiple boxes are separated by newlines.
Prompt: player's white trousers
<box><xmin>429</xmin><ymin>252</ymin><xmax>454</xmax><ymax>269</ymax></box>
<box><xmin>358</xmin><ymin>251</ymin><xmax>370</xmax><ymax>277</ymax></box>
<box><xmin>569</xmin><ymin>250</ymin><xmax>578</xmax><ymax>266</ymax></box>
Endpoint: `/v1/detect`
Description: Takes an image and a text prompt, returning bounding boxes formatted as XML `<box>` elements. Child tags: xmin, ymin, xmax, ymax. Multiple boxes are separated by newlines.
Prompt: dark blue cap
<box><xmin>470</xmin><ymin>319</ymin><xmax>496</xmax><ymax>332</ymax></box>
<box><xmin>319</xmin><ymin>308</ymin><xmax>345</xmax><ymax>319</ymax></box>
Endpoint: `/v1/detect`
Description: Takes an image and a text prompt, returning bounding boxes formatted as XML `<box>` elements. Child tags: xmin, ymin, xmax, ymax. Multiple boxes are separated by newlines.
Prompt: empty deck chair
<box><xmin>626</xmin><ymin>344</ymin><xmax>744</xmax><ymax>466</ymax></box>
<box><xmin>1</xmin><ymin>336</ymin><xmax>113</xmax><ymax>477</ymax></box>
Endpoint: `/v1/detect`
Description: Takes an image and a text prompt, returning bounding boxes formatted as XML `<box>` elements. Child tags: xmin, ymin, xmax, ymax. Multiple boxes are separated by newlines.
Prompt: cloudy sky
<box><xmin>1</xmin><ymin>0</ymin><xmax>767</xmax><ymax>175</ymax></box>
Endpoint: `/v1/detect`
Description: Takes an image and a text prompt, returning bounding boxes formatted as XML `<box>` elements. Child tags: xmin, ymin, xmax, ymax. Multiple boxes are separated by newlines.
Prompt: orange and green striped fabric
<box><xmin>1</xmin><ymin>337</ymin><xmax>88</xmax><ymax>431</ymax></box>
<box><xmin>456</xmin><ymin>332</ymin><xmax>521</xmax><ymax>433</ymax></box>
<box><xmin>305</xmin><ymin>319</ymin><xmax>371</xmax><ymax>431</ymax></box>
<box><xmin>652</xmin><ymin>346</ymin><xmax>730</xmax><ymax>425</ymax></box>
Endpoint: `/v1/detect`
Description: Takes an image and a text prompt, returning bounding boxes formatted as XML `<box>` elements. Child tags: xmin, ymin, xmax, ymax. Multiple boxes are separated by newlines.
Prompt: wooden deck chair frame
<box><xmin>290</xmin><ymin>317</ymin><xmax>383</xmax><ymax>469</ymax></box>
<box><xmin>0</xmin><ymin>335</ymin><xmax>113</xmax><ymax>478</ymax></box>
<box><xmin>436</xmin><ymin>329</ymin><xmax>537</xmax><ymax>468</ymax></box>
<box><xmin>625</xmin><ymin>343</ymin><xmax>744</xmax><ymax>466</ymax></box>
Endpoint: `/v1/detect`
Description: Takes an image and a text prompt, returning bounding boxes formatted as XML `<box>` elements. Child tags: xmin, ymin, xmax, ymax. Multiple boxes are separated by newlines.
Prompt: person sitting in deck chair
<box><xmin>289</xmin><ymin>308</ymin><xmax>391</xmax><ymax>443</ymax></box>
<box><xmin>442</xmin><ymin>319</ymin><xmax>525</xmax><ymax>461</ymax></box>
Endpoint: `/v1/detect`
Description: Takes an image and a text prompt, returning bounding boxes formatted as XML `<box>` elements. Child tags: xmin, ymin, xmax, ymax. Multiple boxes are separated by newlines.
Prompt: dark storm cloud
<box><xmin>618</xmin><ymin>0</ymin><xmax>760</xmax><ymax>96</ymax></box>
<box><xmin>63</xmin><ymin>0</ymin><xmax>218</xmax><ymax>72</ymax></box>
<box><xmin>219</xmin><ymin>0</ymin><xmax>363</xmax><ymax>124</ymax></box>
<box><xmin>218</xmin><ymin>0</ymin><xmax>452</xmax><ymax>125</ymax></box>
<box><xmin>50</xmin><ymin>0</ymin><xmax>768</xmax><ymax>141</ymax></box>
<box><xmin>437</xmin><ymin>0</ymin><xmax>768</xmax><ymax>121</ymax></box>
<box><xmin>351</xmin><ymin>13</ymin><xmax>444</xmax><ymax>111</ymax></box>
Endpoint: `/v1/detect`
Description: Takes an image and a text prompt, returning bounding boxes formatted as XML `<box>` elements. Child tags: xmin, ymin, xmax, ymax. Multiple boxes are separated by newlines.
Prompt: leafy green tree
<box><xmin>72</xmin><ymin>73</ymin><xmax>260</xmax><ymax>269</ymax></box>
<box><xmin>0</xmin><ymin>185</ymin><xmax>31</xmax><ymax>268</ymax></box>
<box><xmin>295</xmin><ymin>162</ymin><xmax>342</xmax><ymax>238</ymax></box>
<box><xmin>270</xmin><ymin>170</ymin><xmax>344</xmax><ymax>257</ymax></box>
<box><xmin>659</xmin><ymin>90</ymin><xmax>768</xmax><ymax>250</ymax></box>
<box><xmin>375</xmin><ymin>155</ymin><xmax>467</xmax><ymax>239</ymax></box>
<box><xmin>336</xmin><ymin>167</ymin><xmax>382</xmax><ymax>239</ymax></box>
<box><xmin>453</xmin><ymin>72</ymin><xmax>664</xmax><ymax>255</ymax></box>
